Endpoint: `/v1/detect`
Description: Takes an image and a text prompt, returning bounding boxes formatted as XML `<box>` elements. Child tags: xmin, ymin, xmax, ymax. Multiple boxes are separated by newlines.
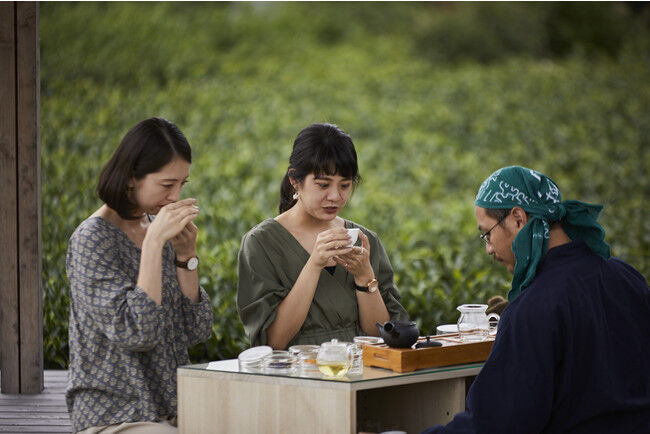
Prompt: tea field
<box><xmin>40</xmin><ymin>3</ymin><xmax>650</xmax><ymax>367</ymax></box>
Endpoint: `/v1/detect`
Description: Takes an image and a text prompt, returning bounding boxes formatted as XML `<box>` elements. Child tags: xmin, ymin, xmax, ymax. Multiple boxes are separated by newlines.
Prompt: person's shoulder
<box><xmin>535</xmin><ymin>242</ymin><xmax>601</xmax><ymax>282</ymax></box>
<box><xmin>240</xmin><ymin>218</ymin><xmax>278</xmax><ymax>246</ymax></box>
<box><xmin>520</xmin><ymin>247</ymin><xmax>645</xmax><ymax>308</ymax></box>
<box><xmin>606</xmin><ymin>256</ymin><xmax>648</xmax><ymax>287</ymax></box>
<box><xmin>69</xmin><ymin>217</ymin><xmax>119</xmax><ymax>254</ymax></box>
<box><xmin>243</xmin><ymin>218</ymin><xmax>277</xmax><ymax>237</ymax></box>
<box><xmin>540</xmin><ymin>243</ymin><xmax>645</xmax><ymax>289</ymax></box>
<box><xmin>71</xmin><ymin>216</ymin><xmax>114</xmax><ymax>242</ymax></box>
<box><xmin>608</xmin><ymin>256</ymin><xmax>643</xmax><ymax>275</ymax></box>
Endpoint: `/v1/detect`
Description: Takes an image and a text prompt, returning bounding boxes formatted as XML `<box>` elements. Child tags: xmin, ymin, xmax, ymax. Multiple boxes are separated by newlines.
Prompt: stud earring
<box><xmin>292</xmin><ymin>192</ymin><xmax>300</xmax><ymax>200</ymax></box>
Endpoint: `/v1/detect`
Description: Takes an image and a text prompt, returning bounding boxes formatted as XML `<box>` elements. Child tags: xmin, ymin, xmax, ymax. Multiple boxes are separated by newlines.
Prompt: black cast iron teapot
<box><xmin>376</xmin><ymin>320</ymin><xmax>419</xmax><ymax>348</ymax></box>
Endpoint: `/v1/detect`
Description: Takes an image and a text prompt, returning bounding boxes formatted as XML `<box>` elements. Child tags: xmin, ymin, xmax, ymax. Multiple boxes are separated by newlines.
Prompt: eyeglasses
<box><xmin>479</xmin><ymin>213</ymin><xmax>509</xmax><ymax>245</ymax></box>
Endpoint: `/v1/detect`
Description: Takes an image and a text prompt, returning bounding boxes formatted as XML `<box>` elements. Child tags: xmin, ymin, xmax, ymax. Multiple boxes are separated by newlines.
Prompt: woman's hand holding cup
<box><xmin>146</xmin><ymin>198</ymin><xmax>200</xmax><ymax>248</ymax></box>
<box><xmin>308</xmin><ymin>228</ymin><xmax>353</xmax><ymax>269</ymax></box>
<box><xmin>334</xmin><ymin>231</ymin><xmax>374</xmax><ymax>284</ymax></box>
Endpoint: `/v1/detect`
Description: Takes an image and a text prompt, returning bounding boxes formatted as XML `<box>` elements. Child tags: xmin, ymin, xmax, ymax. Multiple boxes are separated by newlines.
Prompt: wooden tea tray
<box><xmin>362</xmin><ymin>334</ymin><xmax>495</xmax><ymax>373</ymax></box>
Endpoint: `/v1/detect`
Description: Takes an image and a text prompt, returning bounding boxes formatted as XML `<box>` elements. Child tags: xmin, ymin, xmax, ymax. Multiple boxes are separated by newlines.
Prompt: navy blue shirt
<box><xmin>424</xmin><ymin>240</ymin><xmax>650</xmax><ymax>434</ymax></box>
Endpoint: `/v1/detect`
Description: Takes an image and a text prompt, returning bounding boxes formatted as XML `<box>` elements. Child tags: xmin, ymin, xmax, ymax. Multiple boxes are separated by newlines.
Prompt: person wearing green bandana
<box><xmin>423</xmin><ymin>166</ymin><xmax>650</xmax><ymax>434</ymax></box>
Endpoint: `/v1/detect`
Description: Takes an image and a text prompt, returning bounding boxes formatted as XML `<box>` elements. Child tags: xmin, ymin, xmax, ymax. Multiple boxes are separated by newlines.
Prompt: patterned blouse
<box><xmin>65</xmin><ymin>217</ymin><xmax>213</xmax><ymax>433</ymax></box>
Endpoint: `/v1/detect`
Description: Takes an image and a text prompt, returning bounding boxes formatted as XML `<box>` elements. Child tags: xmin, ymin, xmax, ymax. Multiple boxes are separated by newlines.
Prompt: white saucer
<box><xmin>436</xmin><ymin>324</ymin><xmax>458</xmax><ymax>335</ymax></box>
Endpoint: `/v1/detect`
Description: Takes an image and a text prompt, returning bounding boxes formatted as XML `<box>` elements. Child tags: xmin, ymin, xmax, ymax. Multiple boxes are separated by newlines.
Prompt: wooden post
<box><xmin>0</xmin><ymin>0</ymin><xmax>21</xmax><ymax>394</ymax></box>
<box><xmin>0</xmin><ymin>1</ymin><xmax>43</xmax><ymax>394</ymax></box>
<box><xmin>17</xmin><ymin>1</ymin><xmax>42</xmax><ymax>394</ymax></box>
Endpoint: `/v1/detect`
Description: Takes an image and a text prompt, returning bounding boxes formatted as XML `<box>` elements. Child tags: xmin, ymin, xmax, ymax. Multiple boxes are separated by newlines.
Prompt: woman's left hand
<box><xmin>171</xmin><ymin>221</ymin><xmax>198</xmax><ymax>260</ymax></box>
<box><xmin>334</xmin><ymin>231</ymin><xmax>375</xmax><ymax>284</ymax></box>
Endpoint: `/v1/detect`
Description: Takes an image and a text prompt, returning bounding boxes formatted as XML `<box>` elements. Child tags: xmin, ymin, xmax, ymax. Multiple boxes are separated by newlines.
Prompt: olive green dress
<box><xmin>237</xmin><ymin>218</ymin><xmax>409</xmax><ymax>347</ymax></box>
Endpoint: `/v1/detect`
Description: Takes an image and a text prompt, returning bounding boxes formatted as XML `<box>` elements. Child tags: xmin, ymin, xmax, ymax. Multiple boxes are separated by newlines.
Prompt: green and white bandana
<box><xmin>475</xmin><ymin>166</ymin><xmax>610</xmax><ymax>302</ymax></box>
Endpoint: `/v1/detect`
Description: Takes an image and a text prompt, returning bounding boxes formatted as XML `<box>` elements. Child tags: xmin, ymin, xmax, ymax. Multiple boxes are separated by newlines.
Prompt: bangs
<box><xmin>301</xmin><ymin>135</ymin><xmax>359</xmax><ymax>181</ymax></box>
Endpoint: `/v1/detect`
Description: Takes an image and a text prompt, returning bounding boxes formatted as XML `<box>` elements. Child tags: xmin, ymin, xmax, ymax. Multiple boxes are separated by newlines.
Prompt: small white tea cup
<box><xmin>346</xmin><ymin>228</ymin><xmax>360</xmax><ymax>247</ymax></box>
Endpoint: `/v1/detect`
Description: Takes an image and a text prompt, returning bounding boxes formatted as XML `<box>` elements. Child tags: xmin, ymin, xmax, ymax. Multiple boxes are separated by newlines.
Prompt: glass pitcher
<box><xmin>457</xmin><ymin>304</ymin><xmax>500</xmax><ymax>343</ymax></box>
<box><xmin>317</xmin><ymin>339</ymin><xmax>353</xmax><ymax>378</ymax></box>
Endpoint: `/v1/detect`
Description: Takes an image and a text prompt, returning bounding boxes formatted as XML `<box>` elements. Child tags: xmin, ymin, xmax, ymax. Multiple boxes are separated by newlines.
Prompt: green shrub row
<box><xmin>41</xmin><ymin>3</ymin><xmax>649</xmax><ymax>368</ymax></box>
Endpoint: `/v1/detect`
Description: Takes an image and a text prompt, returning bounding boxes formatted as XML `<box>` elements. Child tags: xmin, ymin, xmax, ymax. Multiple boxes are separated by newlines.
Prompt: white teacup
<box><xmin>346</xmin><ymin>228</ymin><xmax>360</xmax><ymax>247</ymax></box>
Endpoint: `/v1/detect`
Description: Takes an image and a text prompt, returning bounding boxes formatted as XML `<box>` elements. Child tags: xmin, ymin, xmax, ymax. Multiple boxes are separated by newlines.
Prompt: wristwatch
<box><xmin>355</xmin><ymin>278</ymin><xmax>378</xmax><ymax>293</ymax></box>
<box><xmin>174</xmin><ymin>255</ymin><xmax>199</xmax><ymax>271</ymax></box>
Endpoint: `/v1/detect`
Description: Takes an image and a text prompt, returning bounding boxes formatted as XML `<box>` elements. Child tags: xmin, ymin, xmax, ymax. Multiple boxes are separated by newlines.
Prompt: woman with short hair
<box><xmin>66</xmin><ymin>118</ymin><xmax>213</xmax><ymax>433</ymax></box>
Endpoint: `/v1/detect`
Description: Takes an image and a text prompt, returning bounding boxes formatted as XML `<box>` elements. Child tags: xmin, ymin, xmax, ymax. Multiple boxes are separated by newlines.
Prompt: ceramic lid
<box><xmin>238</xmin><ymin>345</ymin><xmax>273</xmax><ymax>362</ymax></box>
<box><xmin>320</xmin><ymin>338</ymin><xmax>347</xmax><ymax>349</ymax></box>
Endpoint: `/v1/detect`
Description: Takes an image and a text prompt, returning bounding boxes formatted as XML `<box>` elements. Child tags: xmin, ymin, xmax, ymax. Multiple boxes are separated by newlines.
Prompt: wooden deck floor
<box><xmin>0</xmin><ymin>370</ymin><xmax>72</xmax><ymax>433</ymax></box>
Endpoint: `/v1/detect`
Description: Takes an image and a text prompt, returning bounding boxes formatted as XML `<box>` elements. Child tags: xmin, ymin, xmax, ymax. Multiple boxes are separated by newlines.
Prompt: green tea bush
<box><xmin>413</xmin><ymin>2</ymin><xmax>644</xmax><ymax>64</ymax></box>
<box><xmin>41</xmin><ymin>3</ymin><xmax>649</xmax><ymax>368</ymax></box>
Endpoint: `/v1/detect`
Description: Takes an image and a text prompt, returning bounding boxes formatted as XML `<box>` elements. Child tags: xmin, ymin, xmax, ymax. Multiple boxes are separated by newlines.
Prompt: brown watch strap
<box><xmin>174</xmin><ymin>255</ymin><xmax>199</xmax><ymax>270</ymax></box>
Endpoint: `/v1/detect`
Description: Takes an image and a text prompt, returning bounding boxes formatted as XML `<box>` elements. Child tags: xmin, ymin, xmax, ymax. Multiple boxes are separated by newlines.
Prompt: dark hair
<box><xmin>485</xmin><ymin>208</ymin><xmax>511</xmax><ymax>224</ymax></box>
<box><xmin>279</xmin><ymin>123</ymin><xmax>361</xmax><ymax>213</ymax></box>
<box><xmin>97</xmin><ymin>117</ymin><xmax>192</xmax><ymax>220</ymax></box>
<box><xmin>486</xmin><ymin>207</ymin><xmax>538</xmax><ymax>227</ymax></box>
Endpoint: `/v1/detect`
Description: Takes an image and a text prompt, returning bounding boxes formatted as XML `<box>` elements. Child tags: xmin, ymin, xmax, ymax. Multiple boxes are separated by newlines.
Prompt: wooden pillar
<box><xmin>0</xmin><ymin>0</ymin><xmax>20</xmax><ymax>395</ymax></box>
<box><xmin>0</xmin><ymin>1</ymin><xmax>42</xmax><ymax>394</ymax></box>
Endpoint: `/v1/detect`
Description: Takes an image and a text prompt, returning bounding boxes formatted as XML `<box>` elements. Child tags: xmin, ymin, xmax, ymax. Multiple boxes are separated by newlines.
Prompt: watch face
<box><xmin>187</xmin><ymin>257</ymin><xmax>199</xmax><ymax>271</ymax></box>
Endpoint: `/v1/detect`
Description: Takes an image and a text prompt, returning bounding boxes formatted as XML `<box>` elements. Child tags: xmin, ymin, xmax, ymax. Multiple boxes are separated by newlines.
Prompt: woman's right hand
<box><xmin>307</xmin><ymin>228</ymin><xmax>353</xmax><ymax>269</ymax></box>
<box><xmin>145</xmin><ymin>198</ymin><xmax>200</xmax><ymax>245</ymax></box>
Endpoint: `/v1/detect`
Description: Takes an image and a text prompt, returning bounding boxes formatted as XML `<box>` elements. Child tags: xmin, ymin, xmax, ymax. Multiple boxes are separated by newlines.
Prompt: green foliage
<box><xmin>40</xmin><ymin>3</ymin><xmax>650</xmax><ymax>368</ymax></box>
<box><xmin>413</xmin><ymin>2</ymin><xmax>646</xmax><ymax>64</ymax></box>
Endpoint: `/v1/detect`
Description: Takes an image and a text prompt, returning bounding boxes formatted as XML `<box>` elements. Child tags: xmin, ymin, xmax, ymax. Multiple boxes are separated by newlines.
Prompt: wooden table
<box><xmin>178</xmin><ymin>360</ymin><xmax>482</xmax><ymax>434</ymax></box>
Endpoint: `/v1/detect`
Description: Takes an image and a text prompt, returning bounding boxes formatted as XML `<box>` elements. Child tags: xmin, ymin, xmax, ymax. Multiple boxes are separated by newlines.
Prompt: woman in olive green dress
<box><xmin>237</xmin><ymin>123</ymin><xmax>408</xmax><ymax>349</ymax></box>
